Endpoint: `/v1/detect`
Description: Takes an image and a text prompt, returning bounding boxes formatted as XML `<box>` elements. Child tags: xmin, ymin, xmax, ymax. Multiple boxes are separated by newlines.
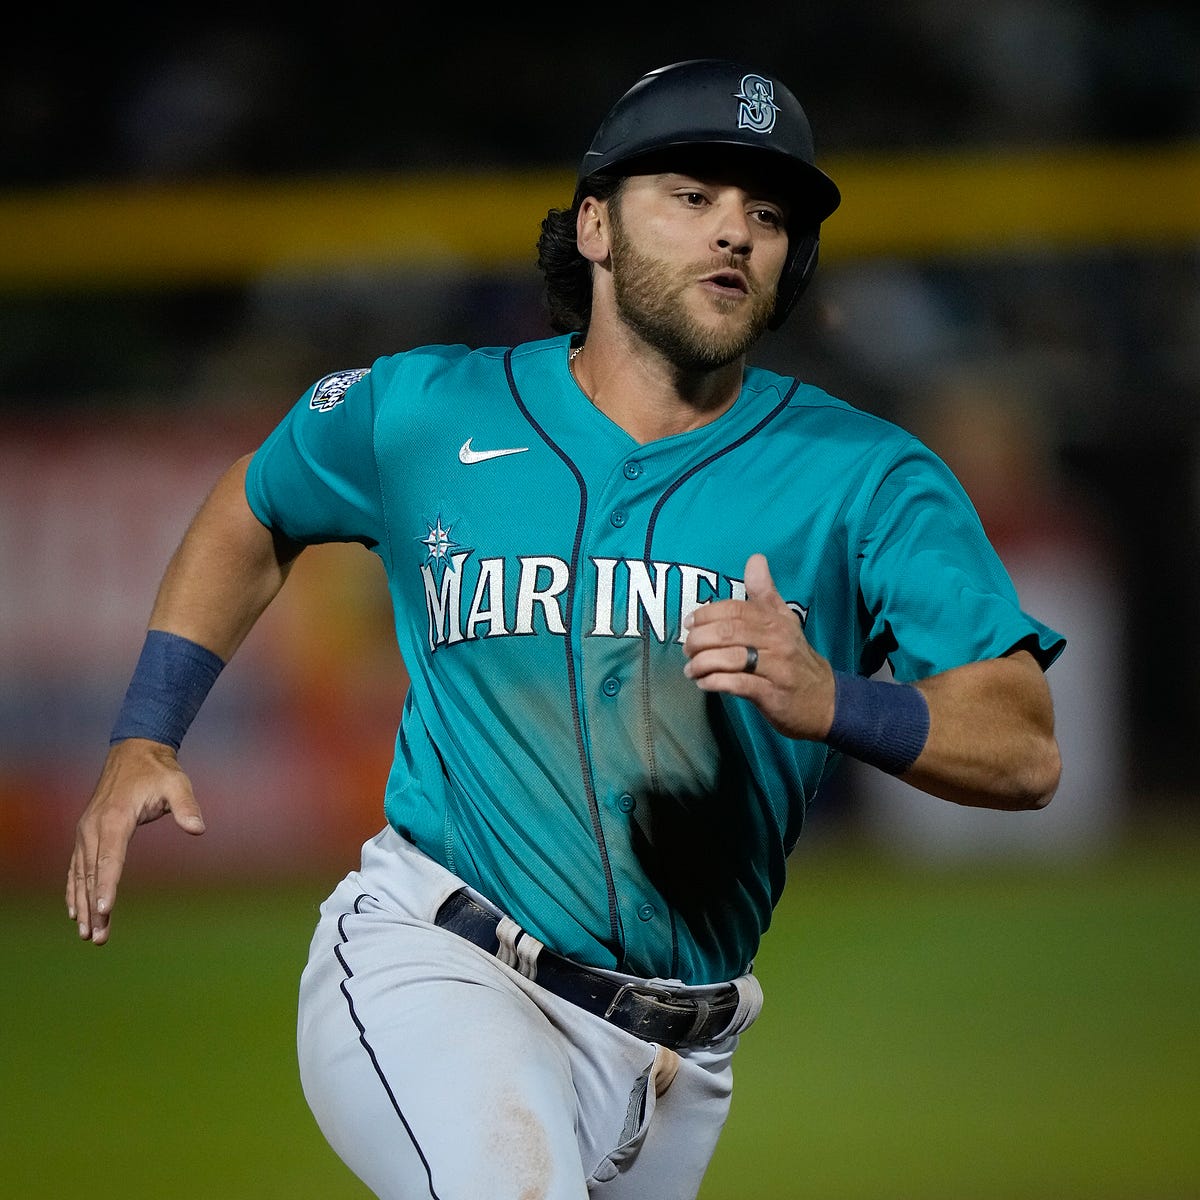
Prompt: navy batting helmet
<box><xmin>577</xmin><ymin>59</ymin><xmax>841</xmax><ymax>329</ymax></box>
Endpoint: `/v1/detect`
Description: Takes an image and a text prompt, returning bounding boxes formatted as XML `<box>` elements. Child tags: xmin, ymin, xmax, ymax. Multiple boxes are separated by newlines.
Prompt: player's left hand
<box><xmin>67</xmin><ymin>738</ymin><xmax>206</xmax><ymax>945</ymax></box>
<box><xmin>682</xmin><ymin>552</ymin><xmax>836</xmax><ymax>742</ymax></box>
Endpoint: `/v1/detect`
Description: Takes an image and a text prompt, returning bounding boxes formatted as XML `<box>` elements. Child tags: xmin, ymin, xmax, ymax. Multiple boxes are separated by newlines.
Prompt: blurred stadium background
<box><xmin>1</xmin><ymin>7</ymin><xmax>1198</xmax><ymax>1198</ymax></box>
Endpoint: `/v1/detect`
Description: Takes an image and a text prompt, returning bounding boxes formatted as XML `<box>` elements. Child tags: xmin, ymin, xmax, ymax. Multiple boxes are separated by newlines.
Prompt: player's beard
<box><xmin>608</xmin><ymin>206</ymin><xmax>776</xmax><ymax>372</ymax></box>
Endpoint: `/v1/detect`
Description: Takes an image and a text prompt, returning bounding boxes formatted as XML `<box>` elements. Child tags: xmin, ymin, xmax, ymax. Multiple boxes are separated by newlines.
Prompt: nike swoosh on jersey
<box><xmin>459</xmin><ymin>438</ymin><xmax>530</xmax><ymax>464</ymax></box>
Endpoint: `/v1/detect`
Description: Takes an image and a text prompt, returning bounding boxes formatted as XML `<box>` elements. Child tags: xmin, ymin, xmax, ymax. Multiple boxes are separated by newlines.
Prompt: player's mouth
<box><xmin>699</xmin><ymin>269</ymin><xmax>750</xmax><ymax>297</ymax></box>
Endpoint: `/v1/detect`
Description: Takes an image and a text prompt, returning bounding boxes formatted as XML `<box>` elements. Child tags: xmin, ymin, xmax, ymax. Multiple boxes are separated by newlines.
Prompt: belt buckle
<box><xmin>603</xmin><ymin>980</ymin><xmax>682</xmax><ymax>1021</ymax></box>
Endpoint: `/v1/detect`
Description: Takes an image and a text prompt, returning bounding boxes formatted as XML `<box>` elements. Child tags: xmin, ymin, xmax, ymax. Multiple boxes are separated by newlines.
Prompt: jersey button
<box><xmin>637</xmin><ymin>903</ymin><xmax>655</xmax><ymax>922</ymax></box>
<box><xmin>623</xmin><ymin>460</ymin><xmax>643</xmax><ymax>480</ymax></box>
<box><xmin>602</xmin><ymin>677</ymin><xmax>621</xmax><ymax>697</ymax></box>
<box><xmin>609</xmin><ymin>509</ymin><xmax>627</xmax><ymax>528</ymax></box>
<box><xmin>617</xmin><ymin>792</ymin><xmax>636</xmax><ymax>813</ymax></box>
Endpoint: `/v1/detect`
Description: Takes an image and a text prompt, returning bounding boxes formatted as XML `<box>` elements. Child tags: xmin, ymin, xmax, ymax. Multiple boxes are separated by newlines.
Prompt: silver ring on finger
<box><xmin>743</xmin><ymin>645</ymin><xmax>759</xmax><ymax>674</ymax></box>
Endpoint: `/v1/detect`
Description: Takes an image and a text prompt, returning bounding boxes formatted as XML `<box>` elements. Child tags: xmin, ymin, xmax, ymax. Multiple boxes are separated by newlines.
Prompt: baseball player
<box><xmin>67</xmin><ymin>59</ymin><xmax>1065</xmax><ymax>1199</ymax></box>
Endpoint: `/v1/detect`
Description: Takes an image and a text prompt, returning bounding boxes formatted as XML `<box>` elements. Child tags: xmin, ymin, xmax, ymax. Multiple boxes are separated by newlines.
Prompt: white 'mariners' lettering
<box><xmin>591</xmin><ymin>558</ymin><xmax>617</xmax><ymax>636</ymax></box>
<box><xmin>422</xmin><ymin>552</ymin><xmax>471</xmax><ymax>648</ymax></box>
<box><xmin>466</xmin><ymin>557</ymin><xmax>509</xmax><ymax>639</ymax></box>
<box><xmin>676</xmin><ymin>565</ymin><xmax>721</xmax><ymax>644</ymax></box>
<box><xmin>514</xmin><ymin>556</ymin><xmax>569</xmax><ymax>635</ymax></box>
<box><xmin>421</xmin><ymin>553</ymin><xmax>797</xmax><ymax>651</ymax></box>
<box><xmin>624</xmin><ymin>561</ymin><xmax>670</xmax><ymax>640</ymax></box>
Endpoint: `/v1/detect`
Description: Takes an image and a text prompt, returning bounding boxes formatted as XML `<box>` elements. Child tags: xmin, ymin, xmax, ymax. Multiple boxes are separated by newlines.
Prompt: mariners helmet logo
<box><xmin>735</xmin><ymin>74</ymin><xmax>779</xmax><ymax>134</ymax></box>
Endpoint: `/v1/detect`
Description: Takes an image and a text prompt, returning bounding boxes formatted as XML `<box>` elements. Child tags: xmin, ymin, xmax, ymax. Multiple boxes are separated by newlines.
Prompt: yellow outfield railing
<box><xmin>1</xmin><ymin>144</ymin><xmax>1197</xmax><ymax>291</ymax></box>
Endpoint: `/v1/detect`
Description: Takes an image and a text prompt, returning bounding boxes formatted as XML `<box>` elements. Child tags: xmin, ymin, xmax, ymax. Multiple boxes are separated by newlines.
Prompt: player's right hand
<box><xmin>66</xmin><ymin>738</ymin><xmax>206</xmax><ymax>945</ymax></box>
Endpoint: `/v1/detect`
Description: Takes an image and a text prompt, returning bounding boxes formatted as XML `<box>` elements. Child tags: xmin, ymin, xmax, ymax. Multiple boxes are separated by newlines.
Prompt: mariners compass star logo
<box><xmin>418</xmin><ymin>514</ymin><xmax>471</xmax><ymax>589</ymax></box>
<box><xmin>420</xmin><ymin>516</ymin><xmax>460</xmax><ymax>564</ymax></box>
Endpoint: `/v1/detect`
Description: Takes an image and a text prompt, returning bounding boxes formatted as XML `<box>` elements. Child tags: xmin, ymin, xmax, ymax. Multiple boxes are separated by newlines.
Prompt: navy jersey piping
<box><xmin>504</xmin><ymin>348</ymin><xmax>625</xmax><ymax>959</ymax></box>
<box><xmin>639</xmin><ymin>377</ymin><xmax>799</xmax><ymax>977</ymax></box>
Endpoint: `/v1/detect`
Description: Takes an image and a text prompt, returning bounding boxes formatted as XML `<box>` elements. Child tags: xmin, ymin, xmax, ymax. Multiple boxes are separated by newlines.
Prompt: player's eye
<box><xmin>751</xmin><ymin>206</ymin><xmax>785</xmax><ymax>230</ymax></box>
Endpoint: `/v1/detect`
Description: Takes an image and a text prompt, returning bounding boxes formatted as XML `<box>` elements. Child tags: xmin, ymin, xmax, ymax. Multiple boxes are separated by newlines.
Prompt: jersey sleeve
<box><xmin>854</xmin><ymin>437</ymin><xmax>1065</xmax><ymax>681</ymax></box>
<box><xmin>244</xmin><ymin>364</ymin><xmax>386</xmax><ymax>548</ymax></box>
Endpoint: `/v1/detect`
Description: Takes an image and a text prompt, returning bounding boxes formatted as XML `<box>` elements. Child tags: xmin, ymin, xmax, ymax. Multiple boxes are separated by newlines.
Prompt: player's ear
<box><xmin>576</xmin><ymin>196</ymin><xmax>611</xmax><ymax>265</ymax></box>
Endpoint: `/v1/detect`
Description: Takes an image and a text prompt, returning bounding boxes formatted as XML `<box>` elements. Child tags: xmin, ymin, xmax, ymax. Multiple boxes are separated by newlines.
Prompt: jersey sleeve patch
<box><xmin>310</xmin><ymin>368</ymin><xmax>370</xmax><ymax>412</ymax></box>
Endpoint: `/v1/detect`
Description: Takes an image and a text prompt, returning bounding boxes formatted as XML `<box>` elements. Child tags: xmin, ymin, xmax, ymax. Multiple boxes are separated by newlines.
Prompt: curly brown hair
<box><xmin>535</xmin><ymin>175</ymin><xmax>624</xmax><ymax>334</ymax></box>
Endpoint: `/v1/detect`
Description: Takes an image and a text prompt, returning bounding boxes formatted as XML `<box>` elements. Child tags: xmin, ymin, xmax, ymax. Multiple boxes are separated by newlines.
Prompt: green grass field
<box><xmin>4</xmin><ymin>832</ymin><xmax>1197</xmax><ymax>1200</ymax></box>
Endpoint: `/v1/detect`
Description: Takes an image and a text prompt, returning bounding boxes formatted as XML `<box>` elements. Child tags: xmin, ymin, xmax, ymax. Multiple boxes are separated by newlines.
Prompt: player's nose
<box><xmin>711</xmin><ymin>192</ymin><xmax>754</xmax><ymax>256</ymax></box>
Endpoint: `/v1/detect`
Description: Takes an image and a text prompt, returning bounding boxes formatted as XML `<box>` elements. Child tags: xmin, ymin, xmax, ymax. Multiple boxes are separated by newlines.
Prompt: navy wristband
<box><xmin>826</xmin><ymin>671</ymin><xmax>930</xmax><ymax>775</ymax></box>
<box><xmin>109</xmin><ymin>630</ymin><xmax>226</xmax><ymax>751</ymax></box>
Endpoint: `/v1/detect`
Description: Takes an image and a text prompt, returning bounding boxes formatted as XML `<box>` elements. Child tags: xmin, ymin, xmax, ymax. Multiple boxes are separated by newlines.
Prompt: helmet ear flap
<box><xmin>768</xmin><ymin>229</ymin><xmax>820</xmax><ymax>330</ymax></box>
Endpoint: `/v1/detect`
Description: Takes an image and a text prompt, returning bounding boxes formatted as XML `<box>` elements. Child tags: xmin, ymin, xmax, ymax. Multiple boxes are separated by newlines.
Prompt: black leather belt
<box><xmin>434</xmin><ymin>889</ymin><xmax>743</xmax><ymax>1050</ymax></box>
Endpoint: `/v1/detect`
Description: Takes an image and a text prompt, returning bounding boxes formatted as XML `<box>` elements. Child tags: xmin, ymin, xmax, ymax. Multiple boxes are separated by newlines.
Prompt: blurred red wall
<box><xmin>0</xmin><ymin>412</ymin><xmax>407</xmax><ymax>887</ymax></box>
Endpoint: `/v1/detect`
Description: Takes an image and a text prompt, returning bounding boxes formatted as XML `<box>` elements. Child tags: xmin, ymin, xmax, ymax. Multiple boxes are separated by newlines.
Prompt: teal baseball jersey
<box><xmin>245</xmin><ymin>333</ymin><xmax>1064</xmax><ymax>985</ymax></box>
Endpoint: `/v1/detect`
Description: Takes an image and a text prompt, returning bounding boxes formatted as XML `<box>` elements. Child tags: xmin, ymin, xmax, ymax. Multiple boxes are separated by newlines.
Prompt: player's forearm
<box><xmin>147</xmin><ymin>454</ymin><xmax>303</xmax><ymax>661</ymax></box>
<box><xmin>900</xmin><ymin>651</ymin><xmax>1061</xmax><ymax>810</ymax></box>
